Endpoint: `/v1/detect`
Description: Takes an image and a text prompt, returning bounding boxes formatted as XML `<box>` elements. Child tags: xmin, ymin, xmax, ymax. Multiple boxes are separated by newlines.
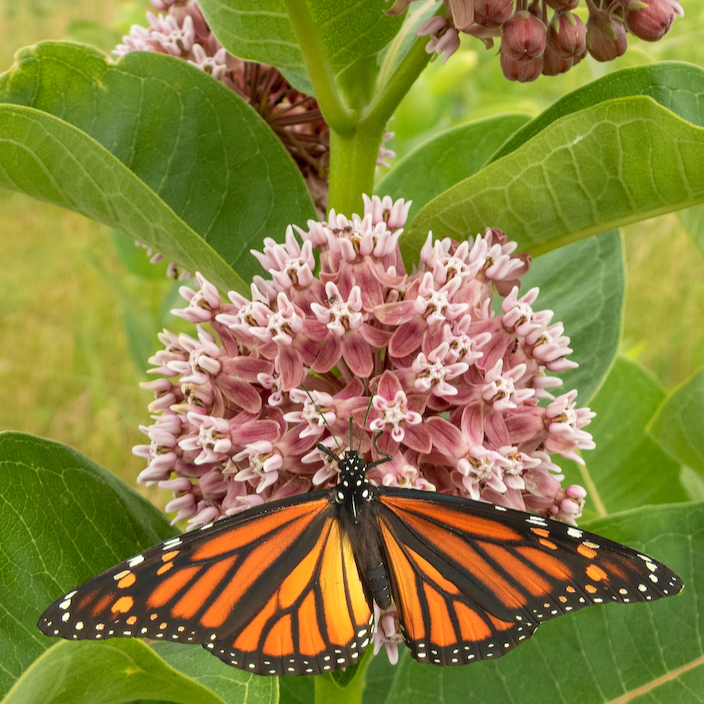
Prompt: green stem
<box><xmin>280</xmin><ymin>0</ymin><xmax>356</xmax><ymax>134</ymax></box>
<box><xmin>327</xmin><ymin>126</ymin><xmax>386</xmax><ymax>215</ymax></box>
<box><xmin>327</xmin><ymin>33</ymin><xmax>433</xmax><ymax>215</ymax></box>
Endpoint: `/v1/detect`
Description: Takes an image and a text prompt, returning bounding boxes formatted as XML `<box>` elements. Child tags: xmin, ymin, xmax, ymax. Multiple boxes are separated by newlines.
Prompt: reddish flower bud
<box><xmin>474</xmin><ymin>0</ymin><xmax>514</xmax><ymax>28</ymax></box>
<box><xmin>542</xmin><ymin>44</ymin><xmax>573</xmax><ymax>75</ymax></box>
<box><xmin>624</xmin><ymin>0</ymin><xmax>675</xmax><ymax>41</ymax></box>
<box><xmin>545</xmin><ymin>0</ymin><xmax>579</xmax><ymax>10</ymax></box>
<box><xmin>500</xmin><ymin>51</ymin><xmax>544</xmax><ymax>81</ymax></box>
<box><xmin>586</xmin><ymin>10</ymin><xmax>627</xmax><ymax>61</ymax></box>
<box><xmin>501</xmin><ymin>11</ymin><xmax>547</xmax><ymax>60</ymax></box>
<box><xmin>548</xmin><ymin>11</ymin><xmax>586</xmax><ymax>58</ymax></box>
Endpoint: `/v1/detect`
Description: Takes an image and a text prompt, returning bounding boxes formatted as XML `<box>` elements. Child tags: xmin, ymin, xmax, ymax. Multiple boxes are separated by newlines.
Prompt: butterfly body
<box><xmin>39</xmin><ymin>449</ymin><xmax>683</xmax><ymax>676</ymax></box>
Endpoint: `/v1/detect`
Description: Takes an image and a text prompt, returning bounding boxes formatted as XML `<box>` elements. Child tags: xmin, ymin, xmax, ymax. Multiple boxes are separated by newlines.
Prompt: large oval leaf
<box><xmin>0</xmin><ymin>42</ymin><xmax>316</xmax><ymax>287</ymax></box>
<box><xmin>400</xmin><ymin>96</ymin><xmax>704</xmax><ymax>266</ymax></box>
<box><xmin>198</xmin><ymin>0</ymin><xmax>403</xmax><ymax>83</ymax></box>
<box><xmin>649</xmin><ymin>368</ymin><xmax>704</xmax><ymax>477</ymax></box>
<box><xmin>0</xmin><ymin>105</ymin><xmax>242</xmax><ymax>293</ymax></box>
<box><xmin>492</xmin><ymin>62</ymin><xmax>704</xmax><ymax>161</ymax></box>
<box><xmin>363</xmin><ymin>501</ymin><xmax>703</xmax><ymax>704</ymax></box>
<box><xmin>375</xmin><ymin>114</ymin><xmax>531</xmax><ymax>221</ymax></box>
<box><xmin>0</xmin><ymin>431</ymin><xmax>277</xmax><ymax>703</ymax></box>
<box><xmin>4</xmin><ymin>640</ymin><xmax>228</xmax><ymax>704</ymax></box>
<box><xmin>521</xmin><ymin>230</ymin><xmax>624</xmax><ymax>404</ymax></box>
<box><xmin>0</xmin><ymin>431</ymin><xmax>175</xmax><ymax>698</ymax></box>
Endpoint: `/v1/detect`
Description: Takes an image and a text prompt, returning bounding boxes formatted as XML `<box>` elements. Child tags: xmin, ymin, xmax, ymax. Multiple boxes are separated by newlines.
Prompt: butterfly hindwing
<box><xmin>377</xmin><ymin>488</ymin><xmax>682</xmax><ymax>665</ymax></box>
<box><xmin>39</xmin><ymin>491</ymin><xmax>373</xmax><ymax>675</ymax></box>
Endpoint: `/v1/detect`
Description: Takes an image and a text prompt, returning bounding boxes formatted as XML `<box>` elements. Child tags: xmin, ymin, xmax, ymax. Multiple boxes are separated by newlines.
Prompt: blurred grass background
<box><xmin>0</xmin><ymin>0</ymin><xmax>702</xmax><ymax>503</ymax></box>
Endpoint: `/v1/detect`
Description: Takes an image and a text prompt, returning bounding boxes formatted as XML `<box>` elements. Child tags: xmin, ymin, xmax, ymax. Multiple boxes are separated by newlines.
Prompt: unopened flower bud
<box><xmin>474</xmin><ymin>0</ymin><xmax>514</xmax><ymax>28</ymax></box>
<box><xmin>542</xmin><ymin>44</ymin><xmax>573</xmax><ymax>75</ymax></box>
<box><xmin>548</xmin><ymin>11</ymin><xmax>586</xmax><ymax>58</ymax></box>
<box><xmin>586</xmin><ymin>10</ymin><xmax>627</xmax><ymax>61</ymax></box>
<box><xmin>501</xmin><ymin>11</ymin><xmax>547</xmax><ymax>61</ymax></box>
<box><xmin>500</xmin><ymin>51</ymin><xmax>544</xmax><ymax>82</ymax></box>
<box><xmin>545</xmin><ymin>0</ymin><xmax>579</xmax><ymax>10</ymax></box>
<box><xmin>624</xmin><ymin>0</ymin><xmax>675</xmax><ymax>40</ymax></box>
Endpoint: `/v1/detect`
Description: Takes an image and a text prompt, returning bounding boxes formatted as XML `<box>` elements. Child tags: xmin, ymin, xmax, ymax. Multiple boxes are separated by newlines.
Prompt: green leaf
<box><xmin>363</xmin><ymin>502</ymin><xmax>702</xmax><ymax>704</ymax></box>
<box><xmin>0</xmin><ymin>431</ymin><xmax>176</xmax><ymax>698</ymax></box>
<box><xmin>198</xmin><ymin>0</ymin><xmax>403</xmax><ymax>82</ymax></box>
<box><xmin>279</xmin><ymin>677</ymin><xmax>313</xmax><ymax>704</ymax></box>
<box><xmin>649</xmin><ymin>368</ymin><xmax>704</xmax><ymax>477</ymax></box>
<box><xmin>3</xmin><ymin>640</ymin><xmax>227</xmax><ymax>704</ymax></box>
<box><xmin>0</xmin><ymin>104</ymin><xmax>239</xmax><ymax>294</ymax></box>
<box><xmin>559</xmin><ymin>358</ymin><xmax>688</xmax><ymax>519</ymax></box>
<box><xmin>375</xmin><ymin>114</ymin><xmax>532</xmax><ymax>222</ymax></box>
<box><xmin>0</xmin><ymin>42</ymin><xmax>316</xmax><ymax>289</ymax></box>
<box><xmin>151</xmin><ymin>643</ymin><xmax>278</xmax><ymax>704</ymax></box>
<box><xmin>400</xmin><ymin>96</ymin><xmax>704</xmax><ymax>267</ymax></box>
<box><xmin>521</xmin><ymin>230</ymin><xmax>624</xmax><ymax>404</ymax></box>
<box><xmin>492</xmin><ymin>62</ymin><xmax>704</xmax><ymax>162</ymax></box>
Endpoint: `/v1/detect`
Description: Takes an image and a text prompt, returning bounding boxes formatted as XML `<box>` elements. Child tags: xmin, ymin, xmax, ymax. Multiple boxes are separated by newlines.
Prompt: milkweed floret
<box><xmin>134</xmin><ymin>194</ymin><xmax>593</xmax><ymax>532</ymax></box>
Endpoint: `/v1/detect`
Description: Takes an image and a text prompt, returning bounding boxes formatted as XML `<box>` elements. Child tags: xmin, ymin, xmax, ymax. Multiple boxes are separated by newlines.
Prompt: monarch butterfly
<box><xmin>39</xmin><ymin>422</ymin><xmax>683</xmax><ymax>676</ymax></box>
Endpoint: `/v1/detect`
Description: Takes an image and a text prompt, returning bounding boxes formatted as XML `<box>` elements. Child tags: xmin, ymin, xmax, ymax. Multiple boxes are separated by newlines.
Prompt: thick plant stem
<box><xmin>326</xmin><ymin>33</ymin><xmax>433</xmax><ymax>216</ymax></box>
<box><xmin>327</xmin><ymin>126</ymin><xmax>386</xmax><ymax>216</ymax></box>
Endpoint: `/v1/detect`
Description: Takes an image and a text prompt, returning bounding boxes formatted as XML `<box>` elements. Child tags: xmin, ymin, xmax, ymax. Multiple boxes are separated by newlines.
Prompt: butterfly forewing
<box><xmin>39</xmin><ymin>492</ymin><xmax>373</xmax><ymax>674</ymax></box>
<box><xmin>377</xmin><ymin>488</ymin><xmax>683</xmax><ymax>666</ymax></box>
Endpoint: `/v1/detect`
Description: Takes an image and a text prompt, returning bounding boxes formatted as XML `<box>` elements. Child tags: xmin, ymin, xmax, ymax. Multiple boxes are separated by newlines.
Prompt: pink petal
<box><xmin>460</xmin><ymin>403</ymin><xmax>485</xmax><ymax>446</ymax></box>
<box><xmin>215</xmin><ymin>376</ymin><xmax>262</xmax><ymax>414</ymax></box>
<box><xmin>484</xmin><ymin>410</ymin><xmax>511</xmax><ymax>448</ymax></box>
<box><xmin>360</xmin><ymin>323</ymin><xmax>392</xmax><ymax>348</ymax></box>
<box><xmin>426</xmin><ymin>417</ymin><xmax>466</xmax><ymax>457</ymax></box>
<box><xmin>342</xmin><ymin>334</ymin><xmax>373</xmax><ymax>376</ymax></box>
<box><xmin>231</xmin><ymin>419</ymin><xmax>279</xmax><ymax>445</ymax></box>
<box><xmin>278</xmin><ymin>347</ymin><xmax>304</xmax><ymax>391</ymax></box>
<box><xmin>403</xmin><ymin>423</ymin><xmax>432</xmax><ymax>453</ymax></box>
<box><xmin>389</xmin><ymin>318</ymin><xmax>426</xmax><ymax>358</ymax></box>
<box><xmin>374</xmin><ymin>300</ymin><xmax>415</xmax><ymax>325</ymax></box>
<box><xmin>219</xmin><ymin>356</ymin><xmax>273</xmax><ymax>381</ymax></box>
<box><xmin>377</xmin><ymin>370</ymin><xmax>403</xmax><ymax>400</ymax></box>
<box><xmin>312</xmin><ymin>335</ymin><xmax>342</xmax><ymax>373</ymax></box>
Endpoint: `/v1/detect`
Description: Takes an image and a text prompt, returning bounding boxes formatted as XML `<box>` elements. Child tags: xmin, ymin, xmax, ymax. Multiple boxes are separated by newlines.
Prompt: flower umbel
<box><xmin>135</xmin><ymin>194</ymin><xmax>594</xmax><ymax>658</ymax></box>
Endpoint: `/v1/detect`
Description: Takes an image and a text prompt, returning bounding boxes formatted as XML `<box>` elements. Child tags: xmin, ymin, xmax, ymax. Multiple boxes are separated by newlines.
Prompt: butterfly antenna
<box><xmin>357</xmin><ymin>392</ymin><xmax>375</xmax><ymax>453</ymax></box>
<box><xmin>301</xmin><ymin>383</ymin><xmax>343</xmax><ymax>461</ymax></box>
<box><xmin>366</xmin><ymin>430</ymin><xmax>393</xmax><ymax>470</ymax></box>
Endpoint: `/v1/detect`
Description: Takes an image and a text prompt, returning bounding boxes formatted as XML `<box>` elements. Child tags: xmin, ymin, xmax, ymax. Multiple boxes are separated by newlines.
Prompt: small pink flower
<box><xmin>362</xmin><ymin>194</ymin><xmax>411</xmax><ymax>230</ymax></box>
<box><xmin>373</xmin><ymin>603</ymin><xmax>403</xmax><ymax>664</ymax></box>
<box><xmin>416</xmin><ymin>16</ymin><xmax>461</xmax><ymax>64</ymax></box>
<box><xmin>545</xmin><ymin>390</ymin><xmax>596</xmax><ymax>463</ymax></box>
<box><xmin>481</xmin><ymin>360</ymin><xmax>535</xmax><ymax>411</ymax></box>
<box><xmin>284</xmin><ymin>389</ymin><xmax>336</xmax><ymax>438</ymax></box>
<box><xmin>233</xmin><ymin>441</ymin><xmax>283</xmax><ymax>493</ymax></box>
<box><xmin>171</xmin><ymin>272</ymin><xmax>221</xmax><ymax>323</ymax></box>
<box><xmin>412</xmin><ymin>342</ymin><xmax>469</xmax><ymax>397</ymax></box>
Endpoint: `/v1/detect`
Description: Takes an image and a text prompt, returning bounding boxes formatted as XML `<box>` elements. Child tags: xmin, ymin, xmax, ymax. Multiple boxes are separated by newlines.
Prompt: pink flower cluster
<box><xmin>134</xmin><ymin>195</ymin><xmax>594</xmax><ymax>543</ymax></box>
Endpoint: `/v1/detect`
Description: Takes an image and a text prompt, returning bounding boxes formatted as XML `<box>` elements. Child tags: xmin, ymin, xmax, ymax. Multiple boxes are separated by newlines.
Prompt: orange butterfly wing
<box><xmin>377</xmin><ymin>488</ymin><xmax>682</xmax><ymax>666</ymax></box>
<box><xmin>38</xmin><ymin>493</ymin><xmax>373</xmax><ymax>675</ymax></box>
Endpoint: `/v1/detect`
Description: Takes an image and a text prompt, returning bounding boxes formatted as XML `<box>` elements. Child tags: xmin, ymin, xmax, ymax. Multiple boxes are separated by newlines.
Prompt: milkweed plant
<box><xmin>1</xmin><ymin>1</ymin><xmax>703</xmax><ymax>703</ymax></box>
